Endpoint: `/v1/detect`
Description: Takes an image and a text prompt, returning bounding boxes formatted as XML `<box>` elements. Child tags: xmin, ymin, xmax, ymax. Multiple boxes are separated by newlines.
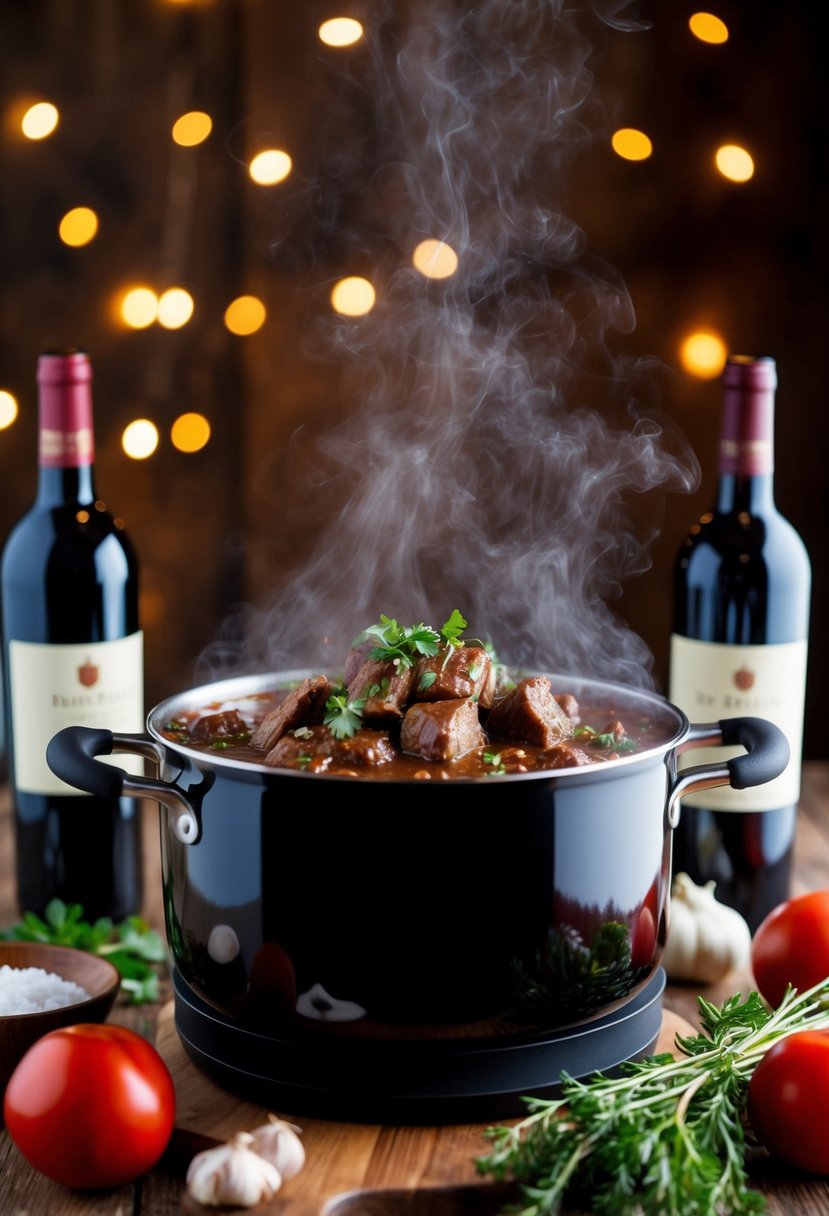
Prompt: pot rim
<box><xmin>147</xmin><ymin>667</ymin><xmax>691</xmax><ymax>784</ymax></box>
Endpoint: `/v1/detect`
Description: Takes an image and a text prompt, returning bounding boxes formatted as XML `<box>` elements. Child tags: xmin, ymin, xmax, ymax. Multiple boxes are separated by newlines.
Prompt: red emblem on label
<box><xmin>78</xmin><ymin>659</ymin><xmax>99</xmax><ymax>688</ymax></box>
<box><xmin>733</xmin><ymin>667</ymin><xmax>755</xmax><ymax>691</ymax></box>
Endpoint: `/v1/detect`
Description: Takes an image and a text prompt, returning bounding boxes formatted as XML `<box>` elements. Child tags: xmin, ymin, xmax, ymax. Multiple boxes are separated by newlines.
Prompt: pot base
<box><xmin>173</xmin><ymin>966</ymin><xmax>666</xmax><ymax>1124</ymax></box>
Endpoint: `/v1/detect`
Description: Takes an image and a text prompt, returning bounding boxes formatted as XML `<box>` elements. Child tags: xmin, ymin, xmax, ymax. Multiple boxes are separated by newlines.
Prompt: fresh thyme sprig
<box><xmin>475</xmin><ymin>979</ymin><xmax>829</xmax><ymax>1216</ymax></box>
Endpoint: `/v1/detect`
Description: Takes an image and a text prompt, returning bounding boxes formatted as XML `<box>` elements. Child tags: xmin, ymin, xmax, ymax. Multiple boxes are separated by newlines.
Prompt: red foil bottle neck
<box><xmin>718</xmin><ymin>354</ymin><xmax>775</xmax><ymax>477</ymax></box>
<box><xmin>37</xmin><ymin>348</ymin><xmax>95</xmax><ymax>468</ymax></box>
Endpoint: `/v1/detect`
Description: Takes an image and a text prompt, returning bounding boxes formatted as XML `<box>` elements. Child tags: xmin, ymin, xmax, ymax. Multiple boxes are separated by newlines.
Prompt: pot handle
<box><xmin>667</xmin><ymin>716</ymin><xmax>790</xmax><ymax>829</ymax></box>
<box><xmin>46</xmin><ymin>726</ymin><xmax>201</xmax><ymax>845</ymax></box>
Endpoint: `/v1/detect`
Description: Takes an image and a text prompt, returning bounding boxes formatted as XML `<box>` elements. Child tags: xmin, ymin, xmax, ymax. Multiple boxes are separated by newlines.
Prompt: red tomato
<box><xmin>747</xmin><ymin>1030</ymin><xmax>829</xmax><ymax>1174</ymax></box>
<box><xmin>751</xmin><ymin>890</ymin><xmax>829</xmax><ymax>1007</ymax></box>
<box><xmin>631</xmin><ymin>906</ymin><xmax>656</xmax><ymax>969</ymax></box>
<box><xmin>3</xmin><ymin>1023</ymin><xmax>175</xmax><ymax>1190</ymax></box>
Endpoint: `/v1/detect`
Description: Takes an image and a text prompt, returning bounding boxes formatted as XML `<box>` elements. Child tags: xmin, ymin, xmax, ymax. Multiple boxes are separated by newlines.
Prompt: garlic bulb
<box><xmin>186</xmin><ymin>1131</ymin><xmax>282</xmax><ymax>1207</ymax></box>
<box><xmin>249</xmin><ymin>1114</ymin><xmax>305</xmax><ymax>1180</ymax></box>
<box><xmin>662</xmin><ymin>871</ymin><xmax>752</xmax><ymax>984</ymax></box>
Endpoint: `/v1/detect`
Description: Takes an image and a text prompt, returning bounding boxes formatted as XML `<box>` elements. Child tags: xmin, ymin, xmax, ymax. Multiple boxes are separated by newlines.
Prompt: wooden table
<box><xmin>2</xmin><ymin>764</ymin><xmax>829</xmax><ymax>1215</ymax></box>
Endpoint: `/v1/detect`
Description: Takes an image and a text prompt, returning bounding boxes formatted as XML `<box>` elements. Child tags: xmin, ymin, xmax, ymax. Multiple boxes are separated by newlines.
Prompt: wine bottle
<box><xmin>0</xmin><ymin>349</ymin><xmax>144</xmax><ymax>920</ymax></box>
<box><xmin>669</xmin><ymin>354</ymin><xmax>811</xmax><ymax>932</ymax></box>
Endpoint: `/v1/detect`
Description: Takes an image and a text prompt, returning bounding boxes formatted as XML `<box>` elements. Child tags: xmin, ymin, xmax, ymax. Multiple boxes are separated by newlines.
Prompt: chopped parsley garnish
<box><xmin>418</xmin><ymin>671</ymin><xmax>438</xmax><ymax>691</ymax></box>
<box><xmin>483</xmin><ymin>751</ymin><xmax>507</xmax><ymax>776</ymax></box>
<box><xmin>574</xmin><ymin>725</ymin><xmax>636</xmax><ymax>753</ymax></box>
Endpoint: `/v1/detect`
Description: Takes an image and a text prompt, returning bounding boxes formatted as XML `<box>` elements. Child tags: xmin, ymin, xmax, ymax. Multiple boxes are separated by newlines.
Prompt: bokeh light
<box><xmin>157</xmin><ymin>287</ymin><xmax>194</xmax><ymax>329</ymax></box>
<box><xmin>119</xmin><ymin>286</ymin><xmax>159</xmax><ymax>329</ymax></box>
<box><xmin>715</xmin><ymin>144</ymin><xmax>755</xmax><ymax>182</ymax></box>
<box><xmin>172</xmin><ymin>111</ymin><xmax>213</xmax><ymax>147</ymax></box>
<box><xmin>249</xmin><ymin>149</ymin><xmax>292</xmax><ymax>185</ymax></box>
<box><xmin>679</xmin><ymin>330</ymin><xmax>728</xmax><ymax>378</ymax></box>
<box><xmin>58</xmin><ymin>207</ymin><xmax>99</xmax><ymax>247</ymax></box>
<box><xmin>21</xmin><ymin>101</ymin><xmax>59</xmax><ymax>140</ymax></box>
<box><xmin>330</xmin><ymin>276</ymin><xmax>376</xmax><ymax>316</ymax></box>
<box><xmin>0</xmin><ymin>390</ymin><xmax>19</xmax><ymax>429</ymax></box>
<box><xmin>689</xmin><ymin>12</ymin><xmax>729</xmax><ymax>44</ymax></box>
<box><xmin>171</xmin><ymin>412</ymin><xmax>211</xmax><ymax>453</ymax></box>
<box><xmin>412</xmin><ymin>239</ymin><xmax>459</xmax><ymax>280</ymax></box>
<box><xmin>224</xmin><ymin>295</ymin><xmax>267</xmax><ymax>335</ymax></box>
<box><xmin>611</xmin><ymin>128</ymin><xmax>653</xmax><ymax>161</ymax></box>
<box><xmin>318</xmin><ymin>18</ymin><xmax>364</xmax><ymax>47</ymax></box>
<box><xmin>122</xmin><ymin>419</ymin><xmax>160</xmax><ymax>460</ymax></box>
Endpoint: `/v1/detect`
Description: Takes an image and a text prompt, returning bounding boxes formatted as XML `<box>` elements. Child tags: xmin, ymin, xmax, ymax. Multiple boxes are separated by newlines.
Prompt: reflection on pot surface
<box><xmin>158</xmin><ymin>743</ymin><xmax>671</xmax><ymax>1041</ymax></box>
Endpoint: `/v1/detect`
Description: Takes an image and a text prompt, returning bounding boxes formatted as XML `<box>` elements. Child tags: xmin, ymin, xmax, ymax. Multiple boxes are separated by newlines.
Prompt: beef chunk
<box><xmin>413</xmin><ymin>646</ymin><xmax>493</xmax><ymax>705</ymax></box>
<box><xmin>250</xmin><ymin>675</ymin><xmax>331</xmax><ymax>753</ymax></box>
<box><xmin>335</xmin><ymin>730</ymin><xmax>397</xmax><ymax>768</ymax></box>
<box><xmin>400</xmin><ymin>698</ymin><xmax>486</xmax><ymax>763</ymax></box>
<box><xmin>486</xmin><ymin>677</ymin><xmax>575</xmax><ymax>748</ymax></box>
<box><xmin>603</xmin><ymin>719</ymin><xmax>627</xmax><ymax>742</ymax></box>
<box><xmin>554</xmin><ymin>693</ymin><xmax>581</xmax><ymax>724</ymax></box>
<box><xmin>192</xmin><ymin>709</ymin><xmax>249</xmax><ymax>742</ymax></box>
<box><xmin>263</xmin><ymin>724</ymin><xmax>395</xmax><ymax>771</ymax></box>
<box><xmin>346</xmin><ymin>657</ymin><xmax>416</xmax><ymax>721</ymax></box>
<box><xmin>538</xmin><ymin>741</ymin><xmax>593</xmax><ymax>769</ymax></box>
<box><xmin>343</xmin><ymin>635</ymin><xmax>375</xmax><ymax>685</ymax></box>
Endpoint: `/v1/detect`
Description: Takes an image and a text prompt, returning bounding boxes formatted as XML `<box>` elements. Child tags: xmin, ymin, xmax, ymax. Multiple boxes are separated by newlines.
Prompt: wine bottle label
<box><xmin>669</xmin><ymin>634</ymin><xmax>807</xmax><ymax>811</ymax></box>
<box><xmin>9</xmin><ymin>632</ymin><xmax>144</xmax><ymax>795</ymax></box>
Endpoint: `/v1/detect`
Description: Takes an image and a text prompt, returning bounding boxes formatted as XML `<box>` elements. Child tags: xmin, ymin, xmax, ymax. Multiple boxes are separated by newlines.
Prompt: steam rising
<box><xmin>205</xmin><ymin>0</ymin><xmax>698</xmax><ymax>687</ymax></box>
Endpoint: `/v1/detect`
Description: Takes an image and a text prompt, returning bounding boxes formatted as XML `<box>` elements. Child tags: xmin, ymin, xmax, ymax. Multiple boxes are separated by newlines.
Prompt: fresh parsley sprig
<box><xmin>323</xmin><ymin>688</ymin><xmax>366</xmax><ymax>739</ymax></box>
<box><xmin>476</xmin><ymin>979</ymin><xmax>829</xmax><ymax>1216</ymax></box>
<box><xmin>0</xmin><ymin>899</ymin><xmax>168</xmax><ymax>1004</ymax></box>
<box><xmin>362</xmin><ymin>614</ymin><xmax>442</xmax><ymax>668</ymax></box>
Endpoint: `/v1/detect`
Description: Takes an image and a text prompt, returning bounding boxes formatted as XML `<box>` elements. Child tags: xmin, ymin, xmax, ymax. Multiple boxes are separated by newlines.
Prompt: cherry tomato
<box><xmin>3</xmin><ymin>1023</ymin><xmax>175</xmax><ymax>1190</ymax></box>
<box><xmin>751</xmin><ymin>890</ymin><xmax>829</xmax><ymax>1008</ymax></box>
<box><xmin>747</xmin><ymin>1030</ymin><xmax>829</xmax><ymax>1174</ymax></box>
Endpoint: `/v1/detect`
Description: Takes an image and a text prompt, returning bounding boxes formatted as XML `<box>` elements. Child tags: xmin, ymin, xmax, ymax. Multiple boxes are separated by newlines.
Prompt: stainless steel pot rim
<box><xmin>146</xmin><ymin>667</ymin><xmax>690</xmax><ymax>784</ymax></box>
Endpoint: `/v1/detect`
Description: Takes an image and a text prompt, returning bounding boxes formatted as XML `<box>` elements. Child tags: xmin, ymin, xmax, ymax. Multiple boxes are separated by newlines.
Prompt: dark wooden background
<box><xmin>0</xmin><ymin>1</ymin><xmax>825</xmax><ymax>754</ymax></box>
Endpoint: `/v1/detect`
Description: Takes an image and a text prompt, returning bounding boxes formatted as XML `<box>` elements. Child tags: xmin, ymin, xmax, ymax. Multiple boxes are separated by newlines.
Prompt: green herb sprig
<box><xmin>0</xmin><ymin>899</ymin><xmax>168</xmax><ymax>1004</ymax></box>
<box><xmin>362</xmin><ymin>614</ymin><xmax>442</xmax><ymax>668</ymax></box>
<box><xmin>476</xmin><ymin>979</ymin><xmax>829</xmax><ymax>1216</ymax></box>
<box><xmin>323</xmin><ymin>689</ymin><xmax>366</xmax><ymax>739</ymax></box>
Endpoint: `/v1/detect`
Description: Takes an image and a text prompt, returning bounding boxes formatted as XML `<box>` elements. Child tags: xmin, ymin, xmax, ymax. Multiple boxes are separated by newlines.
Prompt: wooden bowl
<box><xmin>0</xmin><ymin>941</ymin><xmax>121</xmax><ymax>1093</ymax></box>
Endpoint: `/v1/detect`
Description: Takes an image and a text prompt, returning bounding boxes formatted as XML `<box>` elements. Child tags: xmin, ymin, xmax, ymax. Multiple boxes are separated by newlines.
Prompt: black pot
<box><xmin>47</xmin><ymin>670</ymin><xmax>787</xmax><ymax>1044</ymax></box>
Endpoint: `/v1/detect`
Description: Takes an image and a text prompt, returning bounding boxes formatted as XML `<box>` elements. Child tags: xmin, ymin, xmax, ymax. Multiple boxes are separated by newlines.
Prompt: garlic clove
<box><xmin>249</xmin><ymin>1113</ymin><xmax>306</xmax><ymax>1180</ymax></box>
<box><xmin>186</xmin><ymin>1131</ymin><xmax>282</xmax><ymax>1207</ymax></box>
<box><xmin>662</xmin><ymin>871</ymin><xmax>752</xmax><ymax>984</ymax></box>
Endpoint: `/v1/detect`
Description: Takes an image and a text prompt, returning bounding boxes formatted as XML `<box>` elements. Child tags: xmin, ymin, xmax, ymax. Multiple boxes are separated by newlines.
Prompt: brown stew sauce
<box><xmin>160</xmin><ymin>682</ymin><xmax>668</xmax><ymax>781</ymax></box>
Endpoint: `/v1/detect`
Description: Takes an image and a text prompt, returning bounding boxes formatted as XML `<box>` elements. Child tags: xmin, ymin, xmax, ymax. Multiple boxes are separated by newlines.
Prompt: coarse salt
<box><xmin>0</xmin><ymin>964</ymin><xmax>90</xmax><ymax>1016</ymax></box>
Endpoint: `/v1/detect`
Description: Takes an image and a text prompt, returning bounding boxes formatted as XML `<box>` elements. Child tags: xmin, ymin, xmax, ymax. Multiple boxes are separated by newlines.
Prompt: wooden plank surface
<box><xmin>2</xmin><ymin>767</ymin><xmax>829</xmax><ymax>1214</ymax></box>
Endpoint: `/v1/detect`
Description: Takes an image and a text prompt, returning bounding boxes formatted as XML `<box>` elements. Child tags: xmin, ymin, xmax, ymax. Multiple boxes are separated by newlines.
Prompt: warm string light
<box><xmin>0</xmin><ymin>390</ymin><xmax>19</xmax><ymax>429</ymax></box>
<box><xmin>318</xmin><ymin>18</ymin><xmax>364</xmax><ymax>47</ymax></box>
<box><xmin>171</xmin><ymin>110</ymin><xmax>212</xmax><ymax>147</ymax></box>
<box><xmin>249</xmin><ymin>149</ymin><xmax>292</xmax><ymax>185</ymax></box>
<box><xmin>59</xmin><ymin>207</ymin><xmax>99</xmax><ymax>247</ymax></box>
<box><xmin>224</xmin><ymin>295</ymin><xmax>267</xmax><ymax>335</ymax></box>
<box><xmin>715</xmin><ymin>143</ymin><xmax>755</xmax><ymax>182</ymax></box>
<box><xmin>171</xmin><ymin>412</ymin><xmax>211</xmax><ymax>452</ymax></box>
<box><xmin>3</xmin><ymin>12</ymin><xmax>758</xmax><ymax>453</ymax></box>
<box><xmin>21</xmin><ymin>101</ymin><xmax>59</xmax><ymax>140</ymax></box>
<box><xmin>689</xmin><ymin>12</ymin><xmax>729</xmax><ymax>45</ymax></box>
<box><xmin>412</xmin><ymin>239</ymin><xmax>458</xmax><ymax>279</ymax></box>
<box><xmin>679</xmin><ymin>331</ymin><xmax>728</xmax><ymax>379</ymax></box>
<box><xmin>330</xmin><ymin>276</ymin><xmax>376</xmax><ymax>316</ymax></box>
<box><xmin>122</xmin><ymin>419</ymin><xmax>160</xmax><ymax>460</ymax></box>
<box><xmin>611</xmin><ymin>127</ymin><xmax>653</xmax><ymax>161</ymax></box>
